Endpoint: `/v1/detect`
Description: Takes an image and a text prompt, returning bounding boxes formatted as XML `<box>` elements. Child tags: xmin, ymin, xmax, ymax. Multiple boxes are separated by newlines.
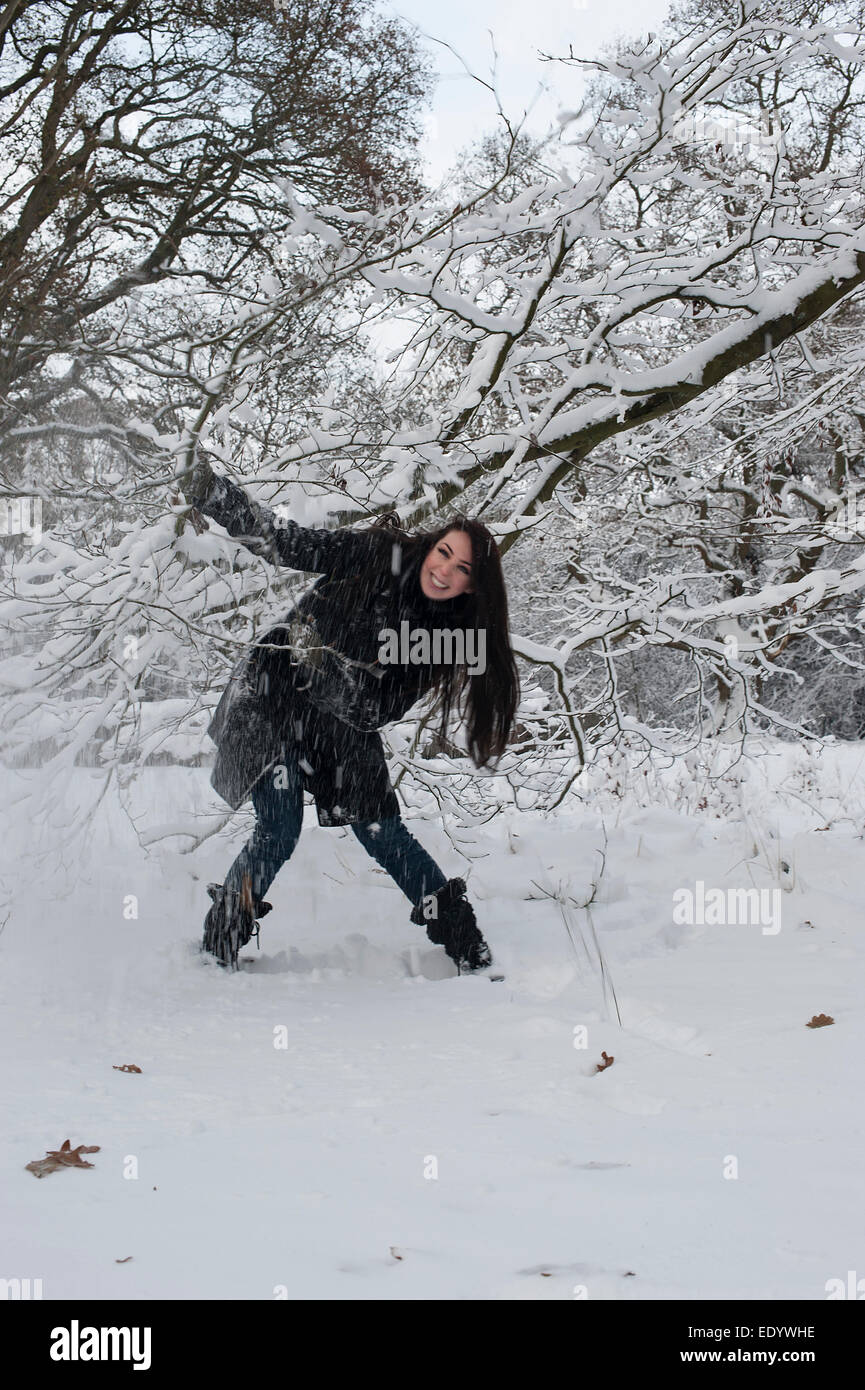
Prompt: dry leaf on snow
<box><xmin>26</xmin><ymin>1139</ymin><xmax>100</xmax><ymax>1178</ymax></box>
<box><xmin>112</xmin><ymin>1064</ymin><xmax>142</xmax><ymax>1073</ymax></box>
<box><xmin>806</xmin><ymin>1013</ymin><xmax>834</xmax><ymax>1028</ymax></box>
<box><xmin>596</xmin><ymin>1051</ymin><xmax>614</xmax><ymax>1072</ymax></box>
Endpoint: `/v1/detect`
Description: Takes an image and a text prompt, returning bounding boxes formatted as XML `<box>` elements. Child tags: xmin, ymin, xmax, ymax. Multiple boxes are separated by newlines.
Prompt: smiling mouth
<box><xmin>430</xmin><ymin>575</ymin><xmax>449</xmax><ymax>590</ymax></box>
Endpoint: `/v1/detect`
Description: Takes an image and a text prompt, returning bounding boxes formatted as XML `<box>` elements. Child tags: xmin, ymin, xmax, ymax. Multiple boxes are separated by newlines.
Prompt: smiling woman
<box><xmin>178</xmin><ymin>464</ymin><xmax>520</xmax><ymax>976</ymax></box>
<box><xmin>420</xmin><ymin>531</ymin><xmax>475</xmax><ymax>598</ymax></box>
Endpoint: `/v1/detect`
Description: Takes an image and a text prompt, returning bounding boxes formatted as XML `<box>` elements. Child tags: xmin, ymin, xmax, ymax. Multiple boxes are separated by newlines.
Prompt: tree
<box><xmin>0</xmin><ymin>0</ymin><xmax>432</xmax><ymax>491</ymax></box>
<box><xmin>5</xmin><ymin>0</ymin><xmax>865</xmax><ymax>841</ymax></box>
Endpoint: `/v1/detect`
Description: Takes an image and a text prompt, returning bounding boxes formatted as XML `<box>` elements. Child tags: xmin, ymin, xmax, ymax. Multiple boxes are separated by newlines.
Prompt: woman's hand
<box><xmin>177</xmin><ymin>454</ymin><xmax>216</xmax><ymax>506</ymax></box>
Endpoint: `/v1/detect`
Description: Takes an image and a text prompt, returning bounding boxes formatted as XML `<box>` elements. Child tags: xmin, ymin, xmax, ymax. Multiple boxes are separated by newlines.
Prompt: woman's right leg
<box><xmin>222</xmin><ymin>750</ymin><xmax>304</xmax><ymax>904</ymax></box>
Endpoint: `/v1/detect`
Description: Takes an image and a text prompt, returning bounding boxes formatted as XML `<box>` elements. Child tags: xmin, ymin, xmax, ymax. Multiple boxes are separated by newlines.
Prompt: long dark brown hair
<box><xmin>366</xmin><ymin>511</ymin><xmax>521</xmax><ymax>768</ymax></box>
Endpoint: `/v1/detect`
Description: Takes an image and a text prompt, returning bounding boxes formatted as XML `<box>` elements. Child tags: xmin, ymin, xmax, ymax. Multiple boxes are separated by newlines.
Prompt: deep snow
<box><xmin>1</xmin><ymin>742</ymin><xmax>862</xmax><ymax>1300</ymax></box>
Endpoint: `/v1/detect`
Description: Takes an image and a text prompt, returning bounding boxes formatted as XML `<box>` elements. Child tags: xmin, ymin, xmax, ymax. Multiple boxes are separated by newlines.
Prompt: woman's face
<box><xmin>419</xmin><ymin>528</ymin><xmax>475</xmax><ymax>601</ymax></box>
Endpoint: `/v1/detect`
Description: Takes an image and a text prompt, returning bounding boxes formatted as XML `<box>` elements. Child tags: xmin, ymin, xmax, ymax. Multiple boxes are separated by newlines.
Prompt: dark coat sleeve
<box><xmin>190</xmin><ymin>472</ymin><xmax>384</xmax><ymax>576</ymax></box>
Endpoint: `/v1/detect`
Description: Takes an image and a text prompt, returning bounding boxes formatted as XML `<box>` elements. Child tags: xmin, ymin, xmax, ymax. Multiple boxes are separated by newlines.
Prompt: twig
<box><xmin>529</xmin><ymin>822</ymin><xmax>622</xmax><ymax>1025</ymax></box>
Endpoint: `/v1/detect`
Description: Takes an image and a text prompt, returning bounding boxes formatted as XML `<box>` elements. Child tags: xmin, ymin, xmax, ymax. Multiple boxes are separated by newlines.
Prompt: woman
<box><xmin>179</xmin><ymin>457</ymin><xmax>520</xmax><ymax>974</ymax></box>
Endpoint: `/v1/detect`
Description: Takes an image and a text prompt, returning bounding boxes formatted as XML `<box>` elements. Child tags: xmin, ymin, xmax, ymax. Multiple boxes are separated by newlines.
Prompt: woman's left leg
<box><xmin>352</xmin><ymin>816</ymin><xmax>492</xmax><ymax>971</ymax></box>
<box><xmin>350</xmin><ymin>816</ymin><xmax>447</xmax><ymax>907</ymax></box>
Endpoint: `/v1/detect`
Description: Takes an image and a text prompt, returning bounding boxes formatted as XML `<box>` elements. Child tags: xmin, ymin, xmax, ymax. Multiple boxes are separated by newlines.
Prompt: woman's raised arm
<box><xmin>185</xmin><ymin>468</ymin><xmax>384</xmax><ymax>576</ymax></box>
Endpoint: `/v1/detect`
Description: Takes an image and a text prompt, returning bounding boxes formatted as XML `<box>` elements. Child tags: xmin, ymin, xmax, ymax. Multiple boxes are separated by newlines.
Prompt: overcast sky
<box><xmin>388</xmin><ymin>0</ymin><xmax>675</xmax><ymax>180</ymax></box>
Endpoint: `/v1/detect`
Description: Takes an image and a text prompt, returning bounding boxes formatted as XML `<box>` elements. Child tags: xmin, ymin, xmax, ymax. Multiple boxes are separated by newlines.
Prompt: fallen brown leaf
<box><xmin>115</xmin><ymin>1257</ymin><xmax>133</xmax><ymax>1264</ymax></box>
<box><xmin>26</xmin><ymin>1139</ymin><xmax>101</xmax><ymax>1178</ymax></box>
<box><xmin>112</xmin><ymin>1064</ymin><xmax>142</xmax><ymax>1073</ymax></box>
<box><xmin>806</xmin><ymin>1013</ymin><xmax>834</xmax><ymax>1028</ymax></box>
<box><xmin>596</xmin><ymin>1051</ymin><xmax>614</xmax><ymax>1072</ymax></box>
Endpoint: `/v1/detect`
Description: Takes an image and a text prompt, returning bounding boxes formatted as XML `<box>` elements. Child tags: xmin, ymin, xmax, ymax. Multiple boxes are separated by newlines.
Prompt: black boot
<box><xmin>410</xmin><ymin>877</ymin><xmax>492</xmax><ymax>973</ymax></box>
<box><xmin>202</xmin><ymin>874</ymin><xmax>272</xmax><ymax>971</ymax></box>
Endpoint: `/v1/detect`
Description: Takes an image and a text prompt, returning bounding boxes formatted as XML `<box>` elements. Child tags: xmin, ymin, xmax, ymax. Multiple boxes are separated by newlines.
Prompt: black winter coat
<box><xmin>192</xmin><ymin>473</ymin><xmax>469</xmax><ymax>825</ymax></box>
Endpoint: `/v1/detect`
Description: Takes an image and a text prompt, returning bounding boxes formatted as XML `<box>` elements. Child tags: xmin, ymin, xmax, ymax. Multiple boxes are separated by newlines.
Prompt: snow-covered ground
<box><xmin>1</xmin><ymin>741</ymin><xmax>863</xmax><ymax>1300</ymax></box>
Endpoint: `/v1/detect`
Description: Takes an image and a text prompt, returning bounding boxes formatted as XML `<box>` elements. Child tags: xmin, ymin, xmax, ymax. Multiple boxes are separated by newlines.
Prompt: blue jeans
<box><xmin>223</xmin><ymin>751</ymin><xmax>447</xmax><ymax>909</ymax></box>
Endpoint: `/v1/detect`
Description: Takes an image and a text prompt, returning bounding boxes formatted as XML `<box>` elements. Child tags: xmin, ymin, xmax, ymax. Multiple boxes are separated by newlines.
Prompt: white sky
<box><xmin>388</xmin><ymin>0</ymin><xmax>675</xmax><ymax>180</ymax></box>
